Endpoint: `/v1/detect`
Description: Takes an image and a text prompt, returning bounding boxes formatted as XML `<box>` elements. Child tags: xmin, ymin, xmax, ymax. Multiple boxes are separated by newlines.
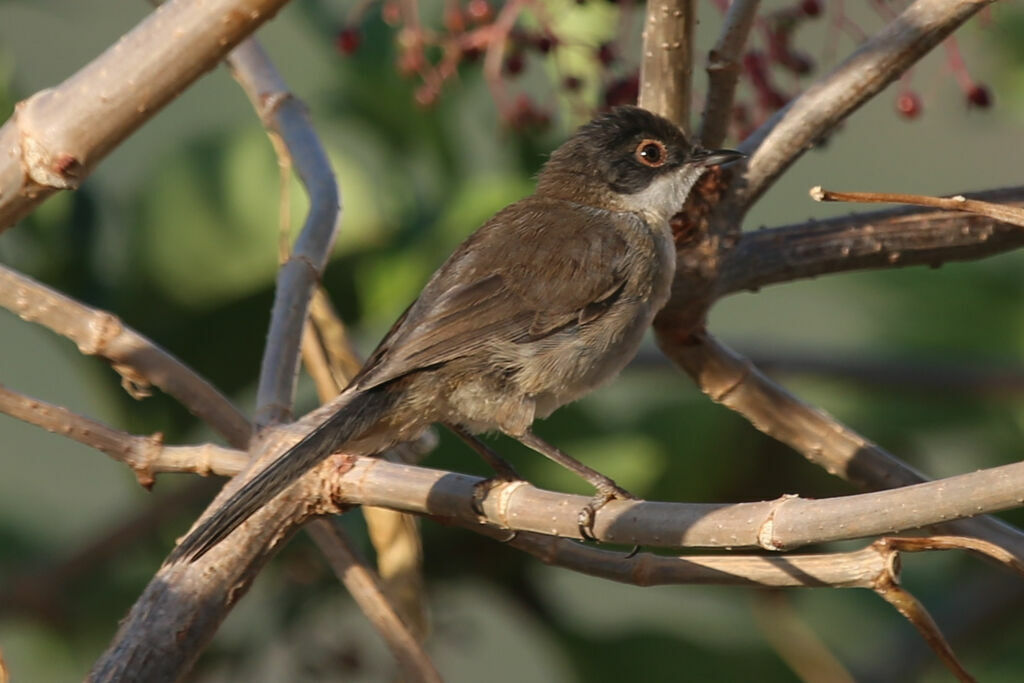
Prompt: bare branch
<box><xmin>0</xmin><ymin>264</ymin><xmax>251</xmax><ymax>447</ymax></box>
<box><xmin>659</xmin><ymin>331</ymin><xmax>1024</xmax><ymax>557</ymax></box>
<box><xmin>811</xmin><ymin>186</ymin><xmax>1024</xmax><ymax>228</ymax></box>
<box><xmin>225</xmin><ymin>40</ymin><xmax>341</xmax><ymax>428</ymax></box>
<box><xmin>326</xmin><ymin>454</ymin><xmax>1024</xmax><ymax>554</ymax></box>
<box><xmin>731</xmin><ymin>0</ymin><xmax>993</xmax><ymax>212</ymax></box>
<box><xmin>0</xmin><ymin>384</ymin><xmax>246</xmax><ymax>484</ymax></box>
<box><xmin>300</xmin><ymin>288</ymin><xmax>430</xmax><ymax>641</ymax></box>
<box><xmin>0</xmin><ymin>0</ymin><xmax>293</xmax><ymax>231</ymax></box>
<box><xmin>638</xmin><ymin>0</ymin><xmax>695</xmax><ymax>131</ymax></box>
<box><xmin>698</xmin><ymin>0</ymin><xmax>760</xmax><ymax>148</ymax></box>
<box><xmin>716</xmin><ymin>187</ymin><xmax>1024</xmax><ymax>296</ymax></box>
<box><xmin>491</xmin><ymin>527</ymin><xmax>891</xmax><ymax>588</ymax></box>
<box><xmin>304</xmin><ymin>520</ymin><xmax>440</xmax><ymax>683</ymax></box>
<box><xmin>873</xmin><ymin>573</ymin><xmax>976</xmax><ymax>683</ymax></box>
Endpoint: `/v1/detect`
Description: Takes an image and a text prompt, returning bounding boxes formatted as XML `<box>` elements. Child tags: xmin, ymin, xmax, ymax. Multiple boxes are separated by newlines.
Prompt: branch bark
<box><xmin>698</xmin><ymin>0</ymin><xmax>760</xmax><ymax>147</ymax></box>
<box><xmin>0</xmin><ymin>0</ymin><xmax>294</xmax><ymax>231</ymax></box>
<box><xmin>0</xmin><ymin>264</ymin><xmax>251</xmax><ymax>447</ymax></box>
<box><xmin>0</xmin><ymin>383</ymin><xmax>246</xmax><ymax>483</ymax></box>
<box><xmin>729</xmin><ymin>0</ymin><xmax>994</xmax><ymax>213</ymax></box>
<box><xmin>638</xmin><ymin>0</ymin><xmax>695</xmax><ymax>132</ymax></box>
<box><xmin>663</xmin><ymin>331</ymin><xmax>1024</xmax><ymax>557</ymax></box>
<box><xmin>716</xmin><ymin>187</ymin><xmax>1024</xmax><ymax>296</ymax></box>
<box><xmin>225</xmin><ymin>41</ymin><xmax>341</xmax><ymax>428</ymax></box>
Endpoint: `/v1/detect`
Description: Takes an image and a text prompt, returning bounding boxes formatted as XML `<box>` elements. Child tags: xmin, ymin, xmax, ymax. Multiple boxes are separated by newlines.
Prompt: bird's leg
<box><xmin>515</xmin><ymin>430</ymin><xmax>635</xmax><ymax>540</ymax></box>
<box><xmin>446</xmin><ymin>423</ymin><xmax>523</xmax><ymax>518</ymax></box>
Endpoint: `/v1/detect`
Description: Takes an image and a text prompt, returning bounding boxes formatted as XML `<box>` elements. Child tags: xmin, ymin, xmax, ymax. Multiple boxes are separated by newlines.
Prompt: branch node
<box><xmin>758</xmin><ymin>493</ymin><xmax>798</xmax><ymax>550</ymax></box>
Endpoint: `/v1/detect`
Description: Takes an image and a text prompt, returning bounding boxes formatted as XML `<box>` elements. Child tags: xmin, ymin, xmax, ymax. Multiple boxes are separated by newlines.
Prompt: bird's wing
<box><xmin>354</xmin><ymin>199</ymin><xmax>634</xmax><ymax>390</ymax></box>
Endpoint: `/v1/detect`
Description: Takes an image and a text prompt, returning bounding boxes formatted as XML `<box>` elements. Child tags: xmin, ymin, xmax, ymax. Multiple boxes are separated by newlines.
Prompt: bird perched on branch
<box><xmin>168</xmin><ymin>106</ymin><xmax>741</xmax><ymax>563</ymax></box>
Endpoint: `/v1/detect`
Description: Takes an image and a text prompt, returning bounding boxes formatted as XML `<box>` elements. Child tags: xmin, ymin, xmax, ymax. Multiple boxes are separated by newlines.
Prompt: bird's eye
<box><xmin>635</xmin><ymin>139</ymin><xmax>667</xmax><ymax>167</ymax></box>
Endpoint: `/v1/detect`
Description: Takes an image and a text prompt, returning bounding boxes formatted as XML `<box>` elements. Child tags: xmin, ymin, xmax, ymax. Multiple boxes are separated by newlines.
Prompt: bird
<box><xmin>167</xmin><ymin>106</ymin><xmax>742</xmax><ymax>563</ymax></box>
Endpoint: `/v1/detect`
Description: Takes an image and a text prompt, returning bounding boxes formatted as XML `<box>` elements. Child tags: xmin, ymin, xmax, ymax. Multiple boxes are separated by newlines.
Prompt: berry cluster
<box><xmin>333</xmin><ymin>0</ymin><xmax>993</xmax><ymax>139</ymax></box>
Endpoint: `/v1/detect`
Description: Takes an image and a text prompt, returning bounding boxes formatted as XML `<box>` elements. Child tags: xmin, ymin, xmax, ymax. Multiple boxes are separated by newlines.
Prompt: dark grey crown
<box><xmin>544</xmin><ymin>106</ymin><xmax>694</xmax><ymax>194</ymax></box>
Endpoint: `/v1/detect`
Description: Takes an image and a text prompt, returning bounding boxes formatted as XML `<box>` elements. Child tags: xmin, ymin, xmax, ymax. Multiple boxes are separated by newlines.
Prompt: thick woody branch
<box><xmin>663</xmin><ymin>331</ymin><xmax>1024</xmax><ymax>558</ymax></box>
<box><xmin>730</xmin><ymin>0</ymin><xmax>993</xmax><ymax>212</ymax></box>
<box><xmin>225</xmin><ymin>41</ymin><xmax>341</xmax><ymax>428</ymax></box>
<box><xmin>698</xmin><ymin>0</ymin><xmax>760</xmax><ymax>148</ymax></box>
<box><xmin>0</xmin><ymin>384</ymin><xmax>246</xmax><ymax>484</ymax></box>
<box><xmin>638</xmin><ymin>0</ymin><xmax>695</xmax><ymax>132</ymax></box>
<box><xmin>717</xmin><ymin>187</ymin><xmax>1024</xmax><ymax>297</ymax></box>
<box><xmin>0</xmin><ymin>264</ymin><xmax>251</xmax><ymax>447</ymax></box>
<box><xmin>0</xmin><ymin>0</ymin><xmax>293</xmax><ymax>231</ymax></box>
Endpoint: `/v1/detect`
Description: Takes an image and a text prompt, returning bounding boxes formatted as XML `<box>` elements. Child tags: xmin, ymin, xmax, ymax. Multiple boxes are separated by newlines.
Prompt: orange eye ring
<box><xmin>634</xmin><ymin>139</ymin><xmax>667</xmax><ymax>167</ymax></box>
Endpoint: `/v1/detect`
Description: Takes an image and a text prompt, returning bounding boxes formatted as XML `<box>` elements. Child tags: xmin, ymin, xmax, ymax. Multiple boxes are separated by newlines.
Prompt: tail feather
<box><xmin>166</xmin><ymin>386</ymin><xmax>396</xmax><ymax>564</ymax></box>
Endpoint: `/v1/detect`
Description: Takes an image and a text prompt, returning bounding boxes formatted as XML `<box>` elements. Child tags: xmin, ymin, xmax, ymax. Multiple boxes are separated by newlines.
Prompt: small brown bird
<box><xmin>168</xmin><ymin>106</ymin><xmax>741</xmax><ymax>563</ymax></box>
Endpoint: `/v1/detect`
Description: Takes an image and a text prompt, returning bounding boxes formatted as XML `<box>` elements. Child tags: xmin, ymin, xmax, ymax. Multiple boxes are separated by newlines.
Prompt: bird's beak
<box><xmin>691</xmin><ymin>148</ymin><xmax>745</xmax><ymax>167</ymax></box>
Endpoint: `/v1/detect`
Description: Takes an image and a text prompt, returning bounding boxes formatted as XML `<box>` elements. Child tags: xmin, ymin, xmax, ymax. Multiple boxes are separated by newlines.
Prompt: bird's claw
<box><xmin>471</xmin><ymin>474</ymin><xmax>522</xmax><ymax>518</ymax></box>
<box><xmin>577</xmin><ymin>484</ymin><xmax>636</xmax><ymax>541</ymax></box>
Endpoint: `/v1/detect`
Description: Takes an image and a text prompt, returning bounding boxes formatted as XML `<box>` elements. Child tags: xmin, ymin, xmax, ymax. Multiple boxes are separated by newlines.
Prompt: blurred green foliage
<box><xmin>2</xmin><ymin>2</ymin><xmax>1024</xmax><ymax>682</ymax></box>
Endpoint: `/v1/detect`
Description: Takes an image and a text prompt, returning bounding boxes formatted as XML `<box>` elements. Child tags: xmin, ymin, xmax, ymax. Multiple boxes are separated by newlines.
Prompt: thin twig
<box><xmin>811</xmin><ymin>186</ymin><xmax>1024</xmax><ymax>229</ymax></box>
<box><xmin>230</xmin><ymin>35</ymin><xmax>432</xmax><ymax>664</ymax></box>
<box><xmin>873</xmin><ymin>576</ymin><xmax>977</xmax><ymax>682</ymax></box>
<box><xmin>304</xmin><ymin>520</ymin><xmax>440</xmax><ymax>683</ymax></box>
<box><xmin>730</xmin><ymin>0</ymin><xmax>993</xmax><ymax>213</ymax></box>
<box><xmin>0</xmin><ymin>384</ymin><xmax>246</xmax><ymax>484</ymax></box>
<box><xmin>699</xmin><ymin>0</ymin><xmax>760</xmax><ymax>147</ymax></box>
<box><xmin>0</xmin><ymin>264</ymin><xmax>251</xmax><ymax>447</ymax></box>
<box><xmin>225</xmin><ymin>40</ymin><xmax>341</xmax><ymax>428</ymax></box>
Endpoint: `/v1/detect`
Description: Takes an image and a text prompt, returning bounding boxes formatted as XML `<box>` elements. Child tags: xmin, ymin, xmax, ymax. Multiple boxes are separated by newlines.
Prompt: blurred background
<box><xmin>1</xmin><ymin>1</ymin><xmax>1024</xmax><ymax>680</ymax></box>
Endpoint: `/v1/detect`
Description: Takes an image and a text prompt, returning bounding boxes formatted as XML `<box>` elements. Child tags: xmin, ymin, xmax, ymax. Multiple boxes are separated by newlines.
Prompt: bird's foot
<box><xmin>577</xmin><ymin>482</ymin><xmax>636</xmax><ymax>542</ymax></box>
<box><xmin>471</xmin><ymin>471</ymin><xmax>523</xmax><ymax>518</ymax></box>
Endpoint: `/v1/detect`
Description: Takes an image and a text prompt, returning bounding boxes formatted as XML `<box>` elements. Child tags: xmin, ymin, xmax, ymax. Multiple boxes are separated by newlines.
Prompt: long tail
<box><xmin>166</xmin><ymin>385</ymin><xmax>398</xmax><ymax>564</ymax></box>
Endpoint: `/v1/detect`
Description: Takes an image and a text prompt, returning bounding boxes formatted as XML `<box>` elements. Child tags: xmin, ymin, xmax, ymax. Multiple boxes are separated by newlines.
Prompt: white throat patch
<box><xmin>618</xmin><ymin>165</ymin><xmax>708</xmax><ymax>223</ymax></box>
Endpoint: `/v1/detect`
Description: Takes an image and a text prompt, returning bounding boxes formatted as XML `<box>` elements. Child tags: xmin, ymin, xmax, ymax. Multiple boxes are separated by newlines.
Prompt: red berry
<box><xmin>335</xmin><ymin>28</ymin><xmax>361</xmax><ymax>55</ymax></box>
<box><xmin>896</xmin><ymin>91</ymin><xmax>922</xmax><ymax>118</ymax></box>
<box><xmin>504</xmin><ymin>53</ymin><xmax>525</xmax><ymax>76</ymax></box>
<box><xmin>597</xmin><ymin>42</ymin><xmax>615</xmax><ymax>67</ymax></box>
<box><xmin>966</xmin><ymin>84</ymin><xmax>991</xmax><ymax>108</ymax></box>
<box><xmin>467</xmin><ymin>0</ymin><xmax>493</xmax><ymax>23</ymax></box>
<box><xmin>535</xmin><ymin>34</ymin><xmax>557</xmax><ymax>54</ymax></box>
<box><xmin>800</xmin><ymin>0</ymin><xmax>821</xmax><ymax>16</ymax></box>
<box><xmin>563</xmin><ymin>75</ymin><xmax>582</xmax><ymax>91</ymax></box>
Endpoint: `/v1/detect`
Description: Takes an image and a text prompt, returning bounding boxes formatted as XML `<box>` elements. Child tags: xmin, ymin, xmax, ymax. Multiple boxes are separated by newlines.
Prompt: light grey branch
<box><xmin>0</xmin><ymin>0</ymin><xmax>294</xmax><ymax>231</ymax></box>
<box><xmin>729</xmin><ymin>0</ymin><xmax>993</xmax><ymax>214</ymax></box>
<box><xmin>663</xmin><ymin>331</ymin><xmax>1024</xmax><ymax>557</ymax></box>
<box><xmin>0</xmin><ymin>383</ymin><xmax>246</xmax><ymax>482</ymax></box>
<box><xmin>638</xmin><ymin>0</ymin><xmax>696</xmax><ymax>132</ymax></box>
<box><xmin>0</xmin><ymin>264</ymin><xmax>251</xmax><ymax>447</ymax></box>
<box><xmin>225</xmin><ymin>41</ymin><xmax>341</xmax><ymax>428</ymax></box>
